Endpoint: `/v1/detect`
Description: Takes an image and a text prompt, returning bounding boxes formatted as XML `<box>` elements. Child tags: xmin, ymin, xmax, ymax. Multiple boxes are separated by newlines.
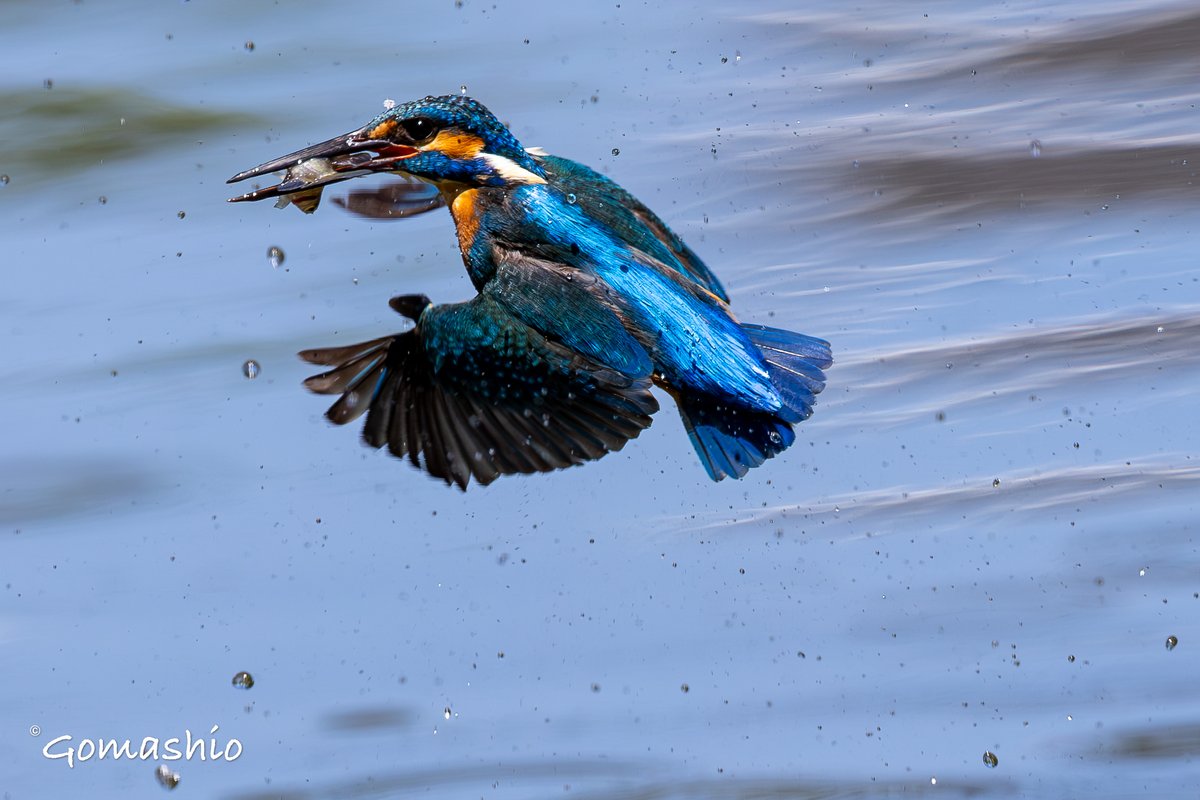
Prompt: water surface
<box><xmin>2</xmin><ymin>1</ymin><xmax>1197</xmax><ymax>798</ymax></box>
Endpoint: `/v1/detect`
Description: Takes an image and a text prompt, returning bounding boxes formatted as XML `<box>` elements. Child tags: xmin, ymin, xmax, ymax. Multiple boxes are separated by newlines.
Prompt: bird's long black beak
<box><xmin>226</xmin><ymin>124</ymin><xmax>423</xmax><ymax>206</ymax></box>
<box><xmin>226</xmin><ymin>124</ymin><xmax>419</xmax><ymax>184</ymax></box>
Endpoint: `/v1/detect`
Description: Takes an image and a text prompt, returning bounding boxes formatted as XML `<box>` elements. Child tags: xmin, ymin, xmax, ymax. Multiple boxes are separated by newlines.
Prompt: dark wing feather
<box><xmin>299</xmin><ymin>293</ymin><xmax>659</xmax><ymax>489</ymax></box>
<box><xmin>483</xmin><ymin>255</ymin><xmax>653</xmax><ymax>381</ymax></box>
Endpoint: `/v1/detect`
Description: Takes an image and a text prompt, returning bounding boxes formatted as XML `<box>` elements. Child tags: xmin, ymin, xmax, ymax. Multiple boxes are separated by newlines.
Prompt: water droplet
<box><xmin>43</xmin><ymin>78</ymin><xmax>54</xmax><ymax>90</ymax></box>
<box><xmin>768</xmin><ymin>430</ymin><xmax>783</xmax><ymax>445</ymax></box>
<box><xmin>231</xmin><ymin>671</ymin><xmax>254</xmax><ymax>689</ymax></box>
<box><xmin>98</xmin><ymin>196</ymin><xmax>107</xmax><ymax>204</ymax></box>
<box><xmin>0</xmin><ymin>174</ymin><xmax>9</xmax><ymax>185</ymax></box>
<box><xmin>680</xmin><ymin>683</ymin><xmax>690</xmax><ymax>693</ymax></box>
<box><xmin>566</xmin><ymin>193</ymin><xmax>577</xmax><ymax>204</ymax></box>
<box><xmin>611</xmin><ymin>147</ymin><xmax>620</xmax><ymax>156</ymax></box>
<box><xmin>992</xmin><ymin>478</ymin><xmax>1001</xmax><ymax>488</ymax></box>
<box><xmin>267</xmin><ymin>245</ymin><xmax>285</xmax><ymax>268</ymax></box>
<box><xmin>1166</xmin><ymin>635</ymin><xmax>1178</xmax><ymax>651</ymax></box>
<box><xmin>1156</xmin><ymin>325</ymin><xmax>1164</xmax><ymax>333</ymax></box>
<box><xmin>242</xmin><ymin>360</ymin><xmax>260</xmax><ymax>379</ymax></box>
<box><xmin>244</xmin><ymin>40</ymin><xmax>255</xmax><ymax>51</ymax></box>
<box><xmin>383</xmin><ymin>98</ymin><xmax>396</xmax><ymax>110</ymax></box>
<box><xmin>176</xmin><ymin>210</ymin><xmax>186</xmax><ymax>219</ymax></box>
<box><xmin>734</xmin><ymin>50</ymin><xmax>742</xmax><ymax>63</ymax></box>
<box><xmin>1067</xmin><ymin>654</ymin><xmax>1075</xmax><ymax>662</ymax></box>
<box><xmin>822</xmin><ymin>286</ymin><xmax>830</xmax><ymax>293</ymax></box>
<box><xmin>852</xmin><ymin>159</ymin><xmax>860</xmax><ymax>168</ymax></box>
<box><xmin>1029</xmin><ymin>140</ymin><xmax>1042</xmax><ymax>158</ymax></box>
<box><xmin>1139</xmin><ymin>566</ymin><xmax>1148</xmax><ymax>577</ymax></box>
<box><xmin>982</xmin><ymin>751</ymin><xmax>998</xmax><ymax>768</ymax></box>
<box><xmin>721</xmin><ymin>56</ymin><xmax>728</xmax><ymax>63</ymax></box>
<box><xmin>591</xmin><ymin>683</ymin><xmax>601</xmax><ymax>692</ymax></box>
<box><xmin>460</xmin><ymin>84</ymin><xmax>468</xmax><ymax>96</ymax></box>
<box><xmin>155</xmin><ymin>764</ymin><xmax>180</xmax><ymax>789</ymax></box>
<box><xmin>443</xmin><ymin>706</ymin><xmax>452</xmax><ymax>719</ymax></box>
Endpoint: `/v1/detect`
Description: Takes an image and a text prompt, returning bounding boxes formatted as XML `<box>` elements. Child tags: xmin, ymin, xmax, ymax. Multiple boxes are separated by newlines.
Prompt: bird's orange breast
<box><xmin>449</xmin><ymin>188</ymin><xmax>482</xmax><ymax>255</ymax></box>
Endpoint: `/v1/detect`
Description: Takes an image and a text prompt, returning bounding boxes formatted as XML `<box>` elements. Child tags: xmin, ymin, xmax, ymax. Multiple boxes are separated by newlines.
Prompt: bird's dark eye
<box><xmin>399</xmin><ymin>117</ymin><xmax>439</xmax><ymax>144</ymax></box>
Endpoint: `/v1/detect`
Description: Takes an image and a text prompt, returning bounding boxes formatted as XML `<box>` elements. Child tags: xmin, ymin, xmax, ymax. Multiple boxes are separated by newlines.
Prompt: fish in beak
<box><xmin>226</xmin><ymin>125</ymin><xmax>419</xmax><ymax>212</ymax></box>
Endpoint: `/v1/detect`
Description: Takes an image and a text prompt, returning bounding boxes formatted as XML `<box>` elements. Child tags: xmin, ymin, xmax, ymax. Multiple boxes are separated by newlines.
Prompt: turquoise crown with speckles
<box><xmin>368</xmin><ymin>95</ymin><xmax>541</xmax><ymax>174</ymax></box>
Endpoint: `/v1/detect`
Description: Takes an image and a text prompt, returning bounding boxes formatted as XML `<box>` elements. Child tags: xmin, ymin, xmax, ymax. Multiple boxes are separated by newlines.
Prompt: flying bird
<box><xmin>228</xmin><ymin>95</ymin><xmax>831</xmax><ymax>489</ymax></box>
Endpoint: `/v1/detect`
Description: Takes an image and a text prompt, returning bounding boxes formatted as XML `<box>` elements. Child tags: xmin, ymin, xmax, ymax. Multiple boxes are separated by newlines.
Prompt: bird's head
<box><xmin>227</xmin><ymin>95</ymin><xmax>546</xmax><ymax>193</ymax></box>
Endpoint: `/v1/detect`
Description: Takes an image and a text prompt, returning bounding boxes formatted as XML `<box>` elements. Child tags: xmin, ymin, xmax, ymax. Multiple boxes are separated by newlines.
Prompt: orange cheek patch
<box><xmin>427</xmin><ymin>131</ymin><xmax>485</xmax><ymax>159</ymax></box>
<box><xmin>368</xmin><ymin>119</ymin><xmax>397</xmax><ymax>139</ymax></box>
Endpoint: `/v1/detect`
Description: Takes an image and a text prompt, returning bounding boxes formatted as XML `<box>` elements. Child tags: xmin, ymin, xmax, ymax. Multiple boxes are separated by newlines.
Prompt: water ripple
<box><xmin>828</xmin><ymin>311</ymin><xmax>1200</xmax><ymax>428</ymax></box>
<box><xmin>0</xmin><ymin>457</ymin><xmax>162</xmax><ymax>529</ymax></box>
<box><xmin>227</xmin><ymin>765</ymin><xmax>1001</xmax><ymax>800</ymax></box>
<box><xmin>684</xmin><ymin>458</ymin><xmax>1200</xmax><ymax>536</ymax></box>
<box><xmin>830</xmin><ymin>144</ymin><xmax>1200</xmax><ymax>222</ymax></box>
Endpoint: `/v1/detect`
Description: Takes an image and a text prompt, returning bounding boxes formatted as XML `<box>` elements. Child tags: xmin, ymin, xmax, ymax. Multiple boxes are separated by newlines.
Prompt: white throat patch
<box><xmin>480</xmin><ymin>153</ymin><xmax>547</xmax><ymax>185</ymax></box>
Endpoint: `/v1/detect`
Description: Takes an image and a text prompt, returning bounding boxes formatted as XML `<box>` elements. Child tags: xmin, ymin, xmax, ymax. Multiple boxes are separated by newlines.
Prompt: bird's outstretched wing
<box><xmin>534</xmin><ymin>154</ymin><xmax>730</xmax><ymax>302</ymax></box>
<box><xmin>298</xmin><ymin>292</ymin><xmax>659</xmax><ymax>490</ymax></box>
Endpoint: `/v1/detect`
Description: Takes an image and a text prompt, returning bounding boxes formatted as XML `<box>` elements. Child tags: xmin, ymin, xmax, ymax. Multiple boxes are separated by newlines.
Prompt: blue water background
<box><xmin>2</xmin><ymin>1</ymin><xmax>1197</xmax><ymax>797</ymax></box>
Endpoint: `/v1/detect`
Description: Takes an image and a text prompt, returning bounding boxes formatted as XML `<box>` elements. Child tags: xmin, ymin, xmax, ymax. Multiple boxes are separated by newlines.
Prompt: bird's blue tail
<box><xmin>741</xmin><ymin>323</ymin><xmax>832</xmax><ymax>423</ymax></box>
<box><xmin>676</xmin><ymin>324</ymin><xmax>831</xmax><ymax>481</ymax></box>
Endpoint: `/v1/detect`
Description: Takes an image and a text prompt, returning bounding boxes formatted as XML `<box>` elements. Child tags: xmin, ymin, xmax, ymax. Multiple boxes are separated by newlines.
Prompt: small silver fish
<box><xmin>228</xmin><ymin>156</ymin><xmax>372</xmax><ymax>214</ymax></box>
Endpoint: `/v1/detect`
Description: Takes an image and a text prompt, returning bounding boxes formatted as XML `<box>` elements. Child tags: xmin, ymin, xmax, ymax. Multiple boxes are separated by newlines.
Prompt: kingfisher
<box><xmin>228</xmin><ymin>95</ymin><xmax>832</xmax><ymax>489</ymax></box>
